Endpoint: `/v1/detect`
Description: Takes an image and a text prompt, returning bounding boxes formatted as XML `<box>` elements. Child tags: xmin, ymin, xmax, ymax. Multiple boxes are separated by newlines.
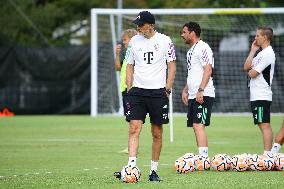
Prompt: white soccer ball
<box><xmin>182</xmin><ymin>153</ymin><xmax>195</xmax><ymax>173</ymax></box>
<box><xmin>248</xmin><ymin>154</ymin><xmax>262</xmax><ymax>171</ymax></box>
<box><xmin>194</xmin><ymin>155</ymin><xmax>210</xmax><ymax>171</ymax></box>
<box><xmin>263</xmin><ymin>153</ymin><xmax>275</xmax><ymax>171</ymax></box>
<box><xmin>231</xmin><ymin>154</ymin><xmax>248</xmax><ymax>172</ymax></box>
<box><xmin>248</xmin><ymin>154</ymin><xmax>275</xmax><ymax>171</ymax></box>
<box><xmin>174</xmin><ymin>157</ymin><xmax>185</xmax><ymax>174</ymax></box>
<box><xmin>174</xmin><ymin>153</ymin><xmax>195</xmax><ymax>174</ymax></box>
<box><xmin>275</xmin><ymin>153</ymin><xmax>284</xmax><ymax>171</ymax></box>
<box><xmin>224</xmin><ymin>154</ymin><xmax>232</xmax><ymax>170</ymax></box>
<box><xmin>211</xmin><ymin>154</ymin><xmax>231</xmax><ymax>171</ymax></box>
<box><xmin>120</xmin><ymin>165</ymin><xmax>141</xmax><ymax>183</ymax></box>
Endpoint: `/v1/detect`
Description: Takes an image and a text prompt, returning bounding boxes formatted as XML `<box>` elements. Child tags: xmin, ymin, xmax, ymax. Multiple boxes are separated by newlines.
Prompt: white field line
<box><xmin>0</xmin><ymin>164</ymin><xmax>174</xmax><ymax>179</ymax></box>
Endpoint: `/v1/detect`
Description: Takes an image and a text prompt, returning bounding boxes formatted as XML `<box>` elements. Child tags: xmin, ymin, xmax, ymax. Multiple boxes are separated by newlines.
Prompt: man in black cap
<box><xmin>115</xmin><ymin>10</ymin><xmax>176</xmax><ymax>182</ymax></box>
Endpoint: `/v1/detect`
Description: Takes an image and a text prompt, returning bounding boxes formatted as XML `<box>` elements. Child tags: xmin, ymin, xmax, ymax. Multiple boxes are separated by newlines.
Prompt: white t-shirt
<box><xmin>125</xmin><ymin>32</ymin><xmax>176</xmax><ymax>89</ymax></box>
<box><xmin>250</xmin><ymin>46</ymin><xmax>275</xmax><ymax>101</ymax></box>
<box><xmin>186</xmin><ymin>40</ymin><xmax>215</xmax><ymax>99</ymax></box>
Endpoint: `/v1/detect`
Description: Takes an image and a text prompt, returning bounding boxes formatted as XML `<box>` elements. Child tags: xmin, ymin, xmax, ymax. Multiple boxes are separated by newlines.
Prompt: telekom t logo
<box><xmin>144</xmin><ymin>52</ymin><xmax>154</xmax><ymax>64</ymax></box>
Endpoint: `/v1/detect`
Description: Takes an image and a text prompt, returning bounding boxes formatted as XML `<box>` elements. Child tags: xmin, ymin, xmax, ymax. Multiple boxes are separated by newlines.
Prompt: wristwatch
<box><xmin>165</xmin><ymin>89</ymin><xmax>171</xmax><ymax>95</ymax></box>
<box><xmin>198</xmin><ymin>88</ymin><xmax>204</xmax><ymax>92</ymax></box>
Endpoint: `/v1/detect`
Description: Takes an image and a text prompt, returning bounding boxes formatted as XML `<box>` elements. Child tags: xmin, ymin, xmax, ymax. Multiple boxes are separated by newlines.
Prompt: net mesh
<box><xmin>95</xmin><ymin>12</ymin><xmax>284</xmax><ymax>114</ymax></box>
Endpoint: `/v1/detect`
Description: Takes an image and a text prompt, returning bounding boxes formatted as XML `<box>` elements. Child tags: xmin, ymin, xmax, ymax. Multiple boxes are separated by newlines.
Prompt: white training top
<box><xmin>125</xmin><ymin>32</ymin><xmax>176</xmax><ymax>89</ymax></box>
<box><xmin>186</xmin><ymin>40</ymin><xmax>215</xmax><ymax>99</ymax></box>
<box><xmin>250</xmin><ymin>46</ymin><xmax>275</xmax><ymax>101</ymax></box>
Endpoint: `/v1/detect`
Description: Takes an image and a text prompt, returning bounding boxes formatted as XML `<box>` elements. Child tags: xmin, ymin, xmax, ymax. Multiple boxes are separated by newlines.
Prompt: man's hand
<box><xmin>251</xmin><ymin>40</ymin><xmax>260</xmax><ymax>52</ymax></box>
<box><xmin>116</xmin><ymin>44</ymin><xmax>122</xmax><ymax>55</ymax></box>
<box><xmin>244</xmin><ymin>40</ymin><xmax>259</xmax><ymax>72</ymax></box>
<box><xmin>196</xmin><ymin>91</ymin><xmax>204</xmax><ymax>104</ymax></box>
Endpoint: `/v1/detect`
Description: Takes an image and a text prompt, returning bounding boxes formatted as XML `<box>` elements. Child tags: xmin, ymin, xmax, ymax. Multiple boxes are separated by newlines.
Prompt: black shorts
<box><xmin>250</xmin><ymin>100</ymin><xmax>271</xmax><ymax>124</ymax></box>
<box><xmin>125</xmin><ymin>87</ymin><xmax>169</xmax><ymax>125</ymax></box>
<box><xmin>187</xmin><ymin>96</ymin><xmax>214</xmax><ymax>127</ymax></box>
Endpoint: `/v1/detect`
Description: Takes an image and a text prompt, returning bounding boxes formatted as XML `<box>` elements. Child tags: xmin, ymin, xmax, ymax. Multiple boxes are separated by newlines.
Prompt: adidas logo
<box><xmin>163</xmin><ymin>105</ymin><xmax>168</xmax><ymax>109</ymax></box>
<box><xmin>198</xmin><ymin>105</ymin><xmax>202</xmax><ymax>109</ymax></box>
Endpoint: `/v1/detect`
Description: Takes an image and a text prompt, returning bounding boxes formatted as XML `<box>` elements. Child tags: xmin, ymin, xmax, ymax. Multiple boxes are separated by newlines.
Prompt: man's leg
<box><xmin>147</xmin><ymin>89</ymin><xmax>168</xmax><ymax>181</ymax></box>
<box><xmin>149</xmin><ymin>123</ymin><xmax>163</xmax><ymax>181</ymax></box>
<box><xmin>258</xmin><ymin>123</ymin><xmax>273</xmax><ymax>153</ymax></box>
<box><xmin>275</xmin><ymin>121</ymin><xmax>284</xmax><ymax>145</ymax></box>
<box><xmin>128</xmin><ymin>120</ymin><xmax>143</xmax><ymax>166</ymax></box>
<box><xmin>193</xmin><ymin>123</ymin><xmax>208</xmax><ymax>157</ymax></box>
<box><xmin>271</xmin><ymin>120</ymin><xmax>284</xmax><ymax>153</ymax></box>
<box><xmin>118</xmin><ymin>91</ymin><xmax>129</xmax><ymax>154</ymax></box>
<box><xmin>151</xmin><ymin>124</ymin><xmax>163</xmax><ymax>161</ymax></box>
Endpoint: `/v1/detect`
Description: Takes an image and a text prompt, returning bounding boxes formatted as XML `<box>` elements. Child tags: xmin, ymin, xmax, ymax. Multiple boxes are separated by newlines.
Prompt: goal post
<box><xmin>91</xmin><ymin>8</ymin><xmax>284</xmax><ymax>141</ymax></box>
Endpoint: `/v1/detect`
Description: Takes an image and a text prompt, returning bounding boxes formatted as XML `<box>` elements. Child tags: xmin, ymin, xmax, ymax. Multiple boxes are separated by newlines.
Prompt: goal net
<box><xmin>91</xmin><ymin>8</ymin><xmax>284</xmax><ymax>116</ymax></box>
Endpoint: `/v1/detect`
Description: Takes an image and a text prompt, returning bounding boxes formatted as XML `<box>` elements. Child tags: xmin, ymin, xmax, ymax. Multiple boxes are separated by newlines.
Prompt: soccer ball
<box><xmin>194</xmin><ymin>155</ymin><xmax>210</xmax><ymax>171</ymax></box>
<box><xmin>224</xmin><ymin>154</ymin><xmax>232</xmax><ymax>170</ymax></box>
<box><xmin>231</xmin><ymin>154</ymin><xmax>248</xmax><ymax>172</ymax></box>
<box><xmin>182</xmin><ymin>153</ymin><xmax>195</xmax><ymax>173</ymax></box>
<box><xmin>174</xmin><ymin>153</ymin><xmax>195</xmax><ymax>174</ymax></box>
<box><xmin>120</xmin><ymin>165</ymin><xmax>141</xmax><ymax>183</ymax></box>
<box><xmin>211</xmin><ymin>154</ymin><xmax>231</xmax><ymax>171</ymax></box>
<box><xmin>247</xmin><ymin>154</ymin><xmax>266</xmax><ymax>171</ymax></box>
<box><xmin>263</xmin><ymin>153</ymin><xmax>275</xmax><ymax>171</ymax></box>
<box><xmin>255</xmin><ymin>155</ymin><xmax>267</xmax><ymax>171</ymax></box>
<box><xmin>248</xmin><ymin>154</ymin><xmax>263</xmax><ymax>171</ymax></box>
<box><xmin>275</xmin><ymin>153</ymin><xmax>284</xmax><ymax>171</ymax></box>
<box><xmin>248</xmin><ymin>154</ymin><xmax>275</xmax><ymax>171</ymax></box>
<box><xmin>175</xmin><ymin>157</ymin><xmax>186</xmax><ymax>173</ymax></box>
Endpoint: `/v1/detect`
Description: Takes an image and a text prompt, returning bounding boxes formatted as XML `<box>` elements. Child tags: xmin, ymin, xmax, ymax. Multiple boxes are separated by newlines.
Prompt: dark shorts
<box><xmin>125</xmin><ymin>87</ymin><xmax>169</xmax><ymax>125</ymax></box>
<box><xmin>187</xmin><ymin>96</ymin><xmax>214</xmax><ymax>127</ymax></box>
<box><xmin>250</xmin><ymin>100</ymin><xmax>271</xmax><ymax>124</ymax></box>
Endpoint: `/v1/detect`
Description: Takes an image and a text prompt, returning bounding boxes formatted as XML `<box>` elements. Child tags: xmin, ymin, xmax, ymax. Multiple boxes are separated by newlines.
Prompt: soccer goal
<box><xmin>91</xmin><ymin>8</ymin><xmax>284</xmax><ymax>140</ymax></box>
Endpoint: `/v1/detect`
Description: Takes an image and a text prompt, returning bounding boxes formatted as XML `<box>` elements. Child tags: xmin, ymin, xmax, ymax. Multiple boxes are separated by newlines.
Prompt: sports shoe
<box><xmin>114</xmin><ymin>171</ymin><xmax>121</xmax><ymax>179</ymax></box>
<box><xmin>149</xmin><ymin>170</ymin><xmax>162</xmax><ymax>182</ymax></box>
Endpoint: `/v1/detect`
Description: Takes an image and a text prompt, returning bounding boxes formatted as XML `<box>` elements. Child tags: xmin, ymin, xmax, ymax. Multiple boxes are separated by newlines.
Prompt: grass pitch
<box><xmin>0</xmin><ymin>115</ymin><xmax>283</xmax><ymax>189</ymax></box>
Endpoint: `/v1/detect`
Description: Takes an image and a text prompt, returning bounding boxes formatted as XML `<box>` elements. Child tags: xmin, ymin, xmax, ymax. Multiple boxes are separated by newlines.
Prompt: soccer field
<box><xmin>0</xmin><ymin>115</ymin><xmax>283</xmax><ymax>189</ymax></box>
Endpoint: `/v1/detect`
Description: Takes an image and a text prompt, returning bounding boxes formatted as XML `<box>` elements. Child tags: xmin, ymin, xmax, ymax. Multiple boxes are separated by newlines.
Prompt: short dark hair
<box><xmin>258</xmin><ymin>26</ymin><xmax>273</xmax><ymax>41</ymax></box>
<box><xmin>183</xmin><ymin>22</ymin><xmax>201</xmax><ymax>37</ymax></box>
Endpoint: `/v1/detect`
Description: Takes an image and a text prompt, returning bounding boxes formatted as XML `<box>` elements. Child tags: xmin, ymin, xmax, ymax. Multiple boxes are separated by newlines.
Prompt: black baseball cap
<box><xmin>133</xmin><ymin>11</ymin><xmax>155</xmax><ymax>25</ymax></box>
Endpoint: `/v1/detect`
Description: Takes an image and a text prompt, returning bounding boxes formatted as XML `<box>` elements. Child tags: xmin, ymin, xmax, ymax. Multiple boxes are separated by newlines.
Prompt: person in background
<box><xmin>244</xmin><ymin>27</ymin><xmax>276</xmax><ymax>155</ymax></box>
<box><xmin>115</xmin><ymin>29</ymin><xmax>138</xmax><ymax>154</ymax></box>
<box><xmin>181</xmin><ymin>21</ymin><xmax>215</xmax><ymax>158</ymax></box>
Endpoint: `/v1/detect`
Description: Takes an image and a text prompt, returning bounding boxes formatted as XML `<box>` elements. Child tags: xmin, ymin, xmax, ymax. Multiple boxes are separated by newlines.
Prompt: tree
<box><xmin>1</xmin><ymin>0</ymin><xmax>283</xmax><ymax>47</ymax></box>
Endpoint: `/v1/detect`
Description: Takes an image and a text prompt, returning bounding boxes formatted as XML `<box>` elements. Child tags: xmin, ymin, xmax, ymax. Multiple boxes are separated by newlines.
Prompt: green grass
<box><xmin>0</xmin><ymin>115</ymin><xmax>283</xmax><ymax>189</ymax></box>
